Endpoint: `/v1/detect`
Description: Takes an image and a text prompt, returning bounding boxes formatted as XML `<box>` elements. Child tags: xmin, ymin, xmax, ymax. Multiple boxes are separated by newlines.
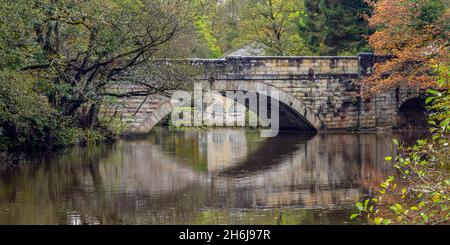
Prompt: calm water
<box><xmin>0</xmin><ymin>128</ymin><xmax>414</xmax><ymax>225</ymax></box>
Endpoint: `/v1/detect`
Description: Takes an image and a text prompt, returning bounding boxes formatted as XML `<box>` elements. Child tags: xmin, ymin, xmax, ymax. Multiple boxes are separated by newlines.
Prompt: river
<box><xmin>0</xmin><ymin>128</ymin><xmax>424</xmax><ymax>225</ymax></box>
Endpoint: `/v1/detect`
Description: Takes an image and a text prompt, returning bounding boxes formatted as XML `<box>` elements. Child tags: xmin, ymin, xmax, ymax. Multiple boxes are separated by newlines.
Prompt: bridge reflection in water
<box><xmin>0</xmin><ymin>128</ymin><xmax>399</xmax><ymax>225</ymax></box>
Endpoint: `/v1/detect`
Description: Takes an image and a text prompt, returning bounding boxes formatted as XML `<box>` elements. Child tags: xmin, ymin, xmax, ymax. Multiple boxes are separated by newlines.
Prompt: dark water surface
<box><xmin>0</xmin><ymin>128</ymin><xmax>420</xmax><ymax>225</ymax></box>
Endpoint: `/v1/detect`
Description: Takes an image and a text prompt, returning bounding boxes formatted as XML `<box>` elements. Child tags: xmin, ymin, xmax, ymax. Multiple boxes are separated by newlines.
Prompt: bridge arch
<box><xmin>125</xmin><ymin>80</ymin><xmax>323</xmax><ymax>135</ymax></box>
<box><xmin>396</xmin><ymin>96</ymin><xmax>428</xmax><ymax>129</ymax></box>
<box><xmin>210</xmin><ymin>80</ymin><xmax>323</xmax><ymax>130</ymax></box>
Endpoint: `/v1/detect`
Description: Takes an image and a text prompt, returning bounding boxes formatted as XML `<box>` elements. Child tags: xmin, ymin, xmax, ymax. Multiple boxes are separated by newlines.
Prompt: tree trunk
<box><xmin>86</xmin><ymin>103</ymin><xmax>99</xmax><ymax>129</ymax></box>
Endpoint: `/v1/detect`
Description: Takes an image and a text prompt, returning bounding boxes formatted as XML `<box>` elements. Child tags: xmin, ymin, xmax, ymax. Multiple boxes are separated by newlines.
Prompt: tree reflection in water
<box><xmin>0</xmin><ymin>128</ymin><xmax>410</xmax><ymax>225</ymax></box>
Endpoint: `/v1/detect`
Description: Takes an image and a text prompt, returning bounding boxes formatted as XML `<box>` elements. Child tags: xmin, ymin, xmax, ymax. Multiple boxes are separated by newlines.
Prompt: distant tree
<box><xmin>238</xmin><ymin>0</ymin><xmax>307</xmax><ymax>55</ymax></box>
<box><xmin>300</xmin><ymin>0</ymin><xmax>372</xmax><ymax>55</ymax></box>
<box><xmin>190</xmin><ymin>0</ymin><xmax>244</xmax><ymax>57</ymax></box>
<box><xmin>218</xmin><ymin>0</ymin><xmax>242</xmax><ymax>52</ymax></box>
<box><xmin>190</xmin><ymin>0</ymin><xmax>223</xmax><ymax>57</ymax></box>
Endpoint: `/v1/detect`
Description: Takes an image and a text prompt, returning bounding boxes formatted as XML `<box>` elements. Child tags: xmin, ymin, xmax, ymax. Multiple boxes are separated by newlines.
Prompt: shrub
<box><xmin>0</xmin><ymin>70</ymin><xmax>116</xmax><ymax>152</ymax></box>
<box><xmin>0</xmin><ymin>70</ymin><xmax>56</xmax><ymax>151</ymax></box>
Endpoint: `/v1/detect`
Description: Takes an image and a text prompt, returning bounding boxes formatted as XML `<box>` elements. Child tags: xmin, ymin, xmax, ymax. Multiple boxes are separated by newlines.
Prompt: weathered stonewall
<box><xmin>102</xmin><ymin>54</ymin><xmax>424</xmax><ymax>135</ymax></box>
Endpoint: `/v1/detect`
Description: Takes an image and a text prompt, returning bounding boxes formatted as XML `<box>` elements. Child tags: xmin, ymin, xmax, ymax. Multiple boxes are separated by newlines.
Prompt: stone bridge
<box><xmin>103</xmin><ymin>54</ymin><xmax>425</xmax><ymax>135</ymax></box>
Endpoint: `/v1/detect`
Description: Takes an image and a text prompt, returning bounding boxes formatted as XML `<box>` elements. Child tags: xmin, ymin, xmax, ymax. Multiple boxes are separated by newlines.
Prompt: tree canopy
<box><xmin>300</xmin><ymin>0</ymin><xmax>372</xmax><ymax>55</ymax></box>
<box><xmin>361</xmin><ymin>0</ymin><xmax>449</xmax><ymax>94</ymax></box>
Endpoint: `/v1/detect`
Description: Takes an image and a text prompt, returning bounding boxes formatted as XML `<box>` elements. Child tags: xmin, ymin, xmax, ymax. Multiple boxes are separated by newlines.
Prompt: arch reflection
<box><xmin>0</xmin><ymin>128</ymin><xmax>398</xmax><ymax>224</ymax></box>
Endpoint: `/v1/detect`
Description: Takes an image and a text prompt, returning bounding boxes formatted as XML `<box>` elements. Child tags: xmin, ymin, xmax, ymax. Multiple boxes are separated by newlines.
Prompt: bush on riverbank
<box><xmin>0</xmin><ymin>70</ymin><xmax>115</xmax><ymax>153</ymax></box>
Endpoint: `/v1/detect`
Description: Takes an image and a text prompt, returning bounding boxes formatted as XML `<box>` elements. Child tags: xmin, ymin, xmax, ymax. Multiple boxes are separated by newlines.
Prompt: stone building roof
<box><xmin>221</xmin><ymin>43</ymin><xmax>265</xmax><ymax>57</ymax></box>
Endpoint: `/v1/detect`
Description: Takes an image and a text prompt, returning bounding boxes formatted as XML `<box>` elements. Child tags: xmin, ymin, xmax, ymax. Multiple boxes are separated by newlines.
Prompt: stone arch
<box><xmin>126</xmin><ymin>100</ymin><xmax>174</xmax><ymax>135</ymax></box>
<box><xmin>396</xmin><ymin>96</ymin><xmax>428</xmax><ymax>129</ymax></box>
<box><xmin>398</xmin><ymin>90</ymin><xmax>422</xmax><ymax>106</ymax></box>
<box><xmin>125</xmin><ymin>80</ymin><xmax>323</xmax><ymax>135</ymax></box>
<box><xmin>211</xmin><ymin>80</ymin><xmax>323</xmax><ymax>130</ymax></box>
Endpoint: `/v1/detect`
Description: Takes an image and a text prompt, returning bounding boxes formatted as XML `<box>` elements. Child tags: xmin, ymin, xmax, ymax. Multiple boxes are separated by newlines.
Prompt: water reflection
<box><xmin>0</xmin><ymin>128</ymin><xmax>402</xmax><ymax>224</ymax></box>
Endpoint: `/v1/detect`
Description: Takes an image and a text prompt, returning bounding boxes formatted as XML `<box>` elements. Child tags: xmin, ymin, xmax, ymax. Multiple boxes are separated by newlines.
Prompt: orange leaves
<box><xmin>361</xmin><ymin>0</ymin><xmax>449</xmax><ymax>96</ymax></box>
<box><xmin>369</xmin><ymin>0</ymin><xmax>410</xmax><ymax>28</ymax></box>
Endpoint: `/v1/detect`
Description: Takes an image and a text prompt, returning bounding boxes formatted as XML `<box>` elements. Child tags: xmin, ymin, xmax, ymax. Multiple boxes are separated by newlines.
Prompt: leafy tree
<box><xmin>190</xmin><ymin>0</ymin><xmax>223</xmax><ymax>57</ymax></box>
<box><xmin>0</xmin><ymin>0</ymin><xmax>192</xmax><ymax>130</ymax></box>
<box><xmin>238</xmin><ymin>0</ymin><xmax>307</xmax><ymax>55</ymax></box>
<box><xmin>194</xmin><ymin>15</ymin><xmax>223</xmax><ymax>58</ymax></box>
<box><xmin>300</xmin><ymin>0</ymin><xmax>372</xmax><ymax>55</ymax></box>
<box><xmin>0</xmin><ymin>0</ymin><xmax>199</xmax><ymax>151</ymax></box>
<box><xmin>361</xmin><ymin>0</ymin><xmax>449</xmax><ymax>94</ymax></box>
<box><xmin>190</xmin><ymin>0</ymin><xmax>243</xmax><ymax>57</ymax></box>
<box><xmin>215</xmin><ymin>0</ymin><xmax>242</xmax><ymax>54</ymax></box>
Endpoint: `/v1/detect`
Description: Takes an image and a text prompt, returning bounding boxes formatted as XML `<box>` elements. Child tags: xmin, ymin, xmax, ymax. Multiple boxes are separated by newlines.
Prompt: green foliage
<box><xmin>413</xmin><ymin>0</ymin><xmax>447</xmax><ymax>30</ymax></box>
<box><xmin>190</xmin><ymin>0</ymin><xmax>374</xmax><ymax>56</ymax></box>
<box><xmin>0</xmin><ymin>70</ymin><xmax>113</xmax><ymax>152</ymax></box>
<box><xmin>300</xmin><ymin>0</ymin><xmax>372</xmax><ymax>55</ymax></box>
<box><xmin>191</xmin><ymin>0</ymin><xmax>310</xmax><ymax>56</ymax></box>
<box><xmin>51</xmin><ymin>124</ymin><xmax>113</xmax><ymax>148</ymax></box>
<box><xmin>0</xmin><ymin>1</ymin><xmax>45</xmax><ymax>69</ymax></box>
<box><xmin>189</xmin><ymin>0</ymin><xmax>241</xmax><ymax>57</ymax></box>
<box><xmin>239</xmin><ymin>0</ymin><xmax>307</xmax><ymax>55</ymax></box>
<box><xmin>194</xmin><ymin>15</ymin><xmax>223</xmax><ymax>58</ymax></box>
<box><xmin>0</xmin><ymin>71</ymin><xmax>55</xmax><ymax>151</ymax></box>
